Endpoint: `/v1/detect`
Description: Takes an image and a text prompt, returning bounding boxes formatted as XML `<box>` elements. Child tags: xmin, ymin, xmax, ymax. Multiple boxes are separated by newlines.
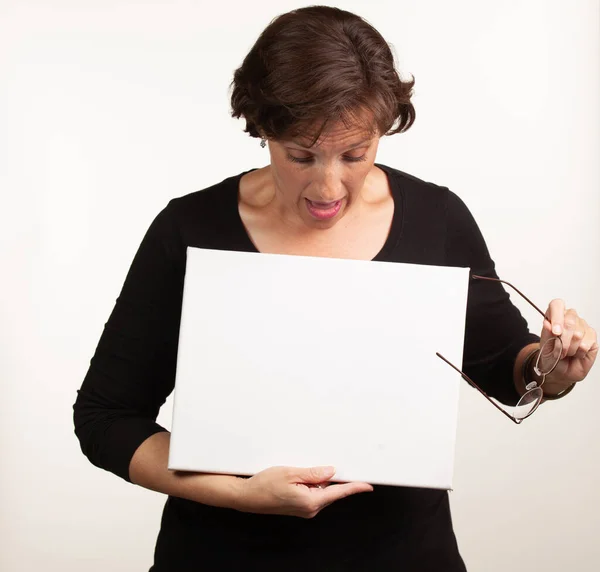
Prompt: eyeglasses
<box><xmin>436</xmin><ymin>275</ymin><xmax>562</xmax><ymax>424</ymax></box>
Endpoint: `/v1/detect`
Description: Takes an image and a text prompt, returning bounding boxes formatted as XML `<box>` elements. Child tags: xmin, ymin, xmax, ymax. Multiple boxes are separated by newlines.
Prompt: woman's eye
<box><xmin>287</xmin><ymin>154</ymin><xmax>313</xmax><ymax>164</ymax></box>
<box><xmin>286</xmin><ymin>153</ymin><xmax>367</xmax><ymax>164</ymax></box>
<box><xmin>344</xmin><ymin>154</ymin><xmax>367</xmax><ymax>163</ymax></box>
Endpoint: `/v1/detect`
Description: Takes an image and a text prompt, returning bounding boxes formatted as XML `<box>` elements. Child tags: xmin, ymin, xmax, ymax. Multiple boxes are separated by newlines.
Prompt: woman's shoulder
<box><xmin>377</xmin><ymin>163</ymin><xmax>468</xmax><ymax>217</ymax></box>
<box><xmin>377</xmin><ymin>163</ymin><xmax>450</xmax><ymax>197</ymax></box>
<box><xmin>153</xmin><ymin>168</ymin><xmax>255</xmax><ymax>249</ymax></box>
<box><xmin>167</xmin><ymin>169</ymin><xmax>250</xmax><ymax>214</ymax></box>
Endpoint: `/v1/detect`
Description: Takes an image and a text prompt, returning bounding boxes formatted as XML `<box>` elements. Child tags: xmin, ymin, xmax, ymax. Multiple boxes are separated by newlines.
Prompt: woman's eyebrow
<box><xmin>288</xmin><ymin>138</ymin><xmax>372</xmax><ymax>150</ymax></box>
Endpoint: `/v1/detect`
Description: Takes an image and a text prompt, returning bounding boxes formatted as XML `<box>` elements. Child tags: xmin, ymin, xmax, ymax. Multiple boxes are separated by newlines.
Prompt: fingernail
<box><xmin>321</xmin><ymin>466</ymin><xmax>335</xmax><ymax>477</ymax></box>
<box><xmin>553</xmin><ymin>324</ymin><xmax>562</xmax><ymax>335</ymax></box>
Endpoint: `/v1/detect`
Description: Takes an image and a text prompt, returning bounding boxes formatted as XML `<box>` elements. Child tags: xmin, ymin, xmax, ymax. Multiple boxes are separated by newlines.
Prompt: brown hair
<box><xmin>230</xmin><ymin>5</ymin><xmax>415</xmax><ymax>146</ymax></box>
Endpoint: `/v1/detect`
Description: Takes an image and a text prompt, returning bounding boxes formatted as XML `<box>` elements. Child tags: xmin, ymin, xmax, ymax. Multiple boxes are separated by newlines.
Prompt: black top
<box><xmin>73</xmin><ymin>164</ymin><xmax>538</xmax><ymax>571</ymax></box>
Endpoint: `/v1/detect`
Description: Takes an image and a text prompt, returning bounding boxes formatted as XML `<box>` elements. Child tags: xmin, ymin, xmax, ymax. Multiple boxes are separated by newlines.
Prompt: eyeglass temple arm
<box><xmin>435</xmin><ymin>352</ymin><xmax>520</xmax><ymax>424</ymax></box>
<box><xmin>437</xmin><ymin>274</ymin><xmax>547</xmax><ymax>425</ymax></box>
<box><xmin>471</xmin><ymin>274</ymin><xmax>547</xmax><ymax>321</ymax></box>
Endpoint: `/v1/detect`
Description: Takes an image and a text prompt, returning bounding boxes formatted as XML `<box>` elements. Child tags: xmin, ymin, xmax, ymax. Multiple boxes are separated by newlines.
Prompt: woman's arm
<box><xmin>129</xmin><ymin>432</ymin><xmax>244</xmax><ymax>507</ymax></box>
<box><xmin>74</xmin><ymin>200</ymin><xmax>371</xmax><ymax>518</ymax></box>
<box><xmin>129</xmin><ymin>431</ymin><xmax>372</xmax><ymax>517</ymax></box>
<box><xmin>513</xmin><ymin>307</ymin><xmax>597</xmax><ymax>400</ymax></box>
<box><xmin>513</xmin><ymin>342</ymin><xmax>540</xmax><ymax>397</ymax></box>
<box><xmin>444</xmin><ymin>190</ymin><xmax>598</xmax><ymax>403</ymax></box>
<box><xmin>73</xmin><ymin>204</ymin><xmax>184</xmax><ymax>481</ymax></box>
<box><xmin>444</xmin><ymin>190</ymin><xmax>540</xmax><ymax>406</ymax></box>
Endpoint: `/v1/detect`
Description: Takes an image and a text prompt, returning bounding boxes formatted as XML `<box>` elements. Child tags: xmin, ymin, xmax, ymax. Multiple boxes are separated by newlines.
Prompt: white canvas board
<box><xmin>168</xmin><ymin>247</ymin><xmax>469</xmax><ymax>489</ymax></box>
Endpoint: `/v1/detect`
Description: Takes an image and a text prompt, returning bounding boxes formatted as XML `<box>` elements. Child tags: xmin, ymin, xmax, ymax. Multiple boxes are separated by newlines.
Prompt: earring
<box><xmin>260</xmin><ymin>137</ymin><xmax>267</xmax><ymax>148</ymax></box>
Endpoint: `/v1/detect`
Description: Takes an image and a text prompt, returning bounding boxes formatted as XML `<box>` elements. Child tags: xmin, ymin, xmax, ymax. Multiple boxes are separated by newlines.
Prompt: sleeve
<box><xmin>73</xmin><ymin>200</ymin><xmax>186</xmax><ymax>482</ymax></box>
<box><xmin>444</xmin><ymin>190</ymin><xmax>540</xmax><ymax>406</ymax></box>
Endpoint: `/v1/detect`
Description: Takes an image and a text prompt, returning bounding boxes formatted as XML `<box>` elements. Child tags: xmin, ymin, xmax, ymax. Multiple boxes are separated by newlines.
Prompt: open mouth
<box><xmin>305</xmin><ymin>199</ymin><xmax>343</xmax><ymax>220</ymax></box>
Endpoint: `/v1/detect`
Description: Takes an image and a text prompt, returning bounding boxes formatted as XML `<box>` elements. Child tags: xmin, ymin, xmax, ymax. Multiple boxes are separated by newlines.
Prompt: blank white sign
<box><xmin>168</xmin><ymin>247</ymin><xmax>469</xmax><ymax>489</ymax></box>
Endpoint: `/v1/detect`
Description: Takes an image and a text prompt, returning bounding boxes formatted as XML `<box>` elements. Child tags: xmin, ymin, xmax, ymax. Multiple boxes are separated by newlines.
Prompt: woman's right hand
<box><xmin>234</xmin><ymin>465</ymin><xmax>373</xmax><ymax>519</ymax></box>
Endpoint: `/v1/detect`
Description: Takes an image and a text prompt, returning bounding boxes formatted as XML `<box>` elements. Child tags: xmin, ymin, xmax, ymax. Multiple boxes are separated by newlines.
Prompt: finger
<box><xmin>318</xmin><ymin>481</ymin><xmax>374</xmax><ymax>506</ymax></box>
<box><xmin>540</xmin><ymin>318</ymin><xmax>553</xmax><ymax>344</ymax></box>
<box><xmin>306</xmin><ymin>481</ymin><xmax>331</xmax><ymax>490</ymax></box>
<box><xmin>541</xmin><ymin>299</ymin><xmax>565</xmax><ymax>344</ymax></box>
<box><xmin>546</xmin><ymin>299</ymin><xmax>566</xmax><ymax>336</ymax></box>
<box><xmin>295</xmin><ymin>481</ymin><xmax>373</xmax><ymax>518</ymax></box>
<box><xmin>586</xmin><ymin>342</ymin><xmax>599</xmax><ymax>367</ymax></box>
<box><xmin>539</xmin><ymin>337</ymin><xmax>563</xmax><ymax>373</ymax></box>
<box><xmin>290</xmin><ymin>466</ymin><xmax>336</xmax><ymax>484</ymax></box>
<box><xmin>566</xmin><ymin>316</ymin><xmax>590</xmax><ymax>357</ymax></box>
<box><xmin>576</xmin><ymin>324</ymin><xmax>597</xmax><ymax>361</ymax></box>
<box><xmin>570</xmin><ymin>340</ymin><xmax>598</xmax><ymax>382</ymax></box>
<box><xmin>561</xmin><ymin>308</ymin><xmax>580</xmax><ymax>359</ymax></box>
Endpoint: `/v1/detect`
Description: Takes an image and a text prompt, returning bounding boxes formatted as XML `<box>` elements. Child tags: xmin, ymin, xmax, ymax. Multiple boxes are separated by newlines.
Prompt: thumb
<box><xmin>540</xmin><ymin>317</ymin><xmax>553</xmax><ymax>345</ymax></box>
<box><xmin>293</xmin><ymin>466</ymin><xmax>336</xmax><ymax>484</ymax></box>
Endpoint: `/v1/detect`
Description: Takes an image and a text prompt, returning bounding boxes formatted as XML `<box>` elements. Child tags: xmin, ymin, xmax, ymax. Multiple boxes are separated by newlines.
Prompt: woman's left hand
<box><xmin>541</xmin><ymin>299</ymin><xmax>598</xmax><ymax>391</ymax></box>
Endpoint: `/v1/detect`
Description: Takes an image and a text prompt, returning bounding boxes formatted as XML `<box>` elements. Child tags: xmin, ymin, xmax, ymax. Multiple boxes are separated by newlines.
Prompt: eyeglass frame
<box><xmin>436</xmin><ymin>274</ymin><xmax>561</xmax><ymax>424</ymax></box>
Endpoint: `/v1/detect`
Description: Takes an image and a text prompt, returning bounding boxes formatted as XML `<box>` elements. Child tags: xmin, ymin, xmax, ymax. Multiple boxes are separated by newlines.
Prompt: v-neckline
<box><xmin>229</xmin><ymin>162</ymin><xmax>405</xmax><ymax>261</ymax></box>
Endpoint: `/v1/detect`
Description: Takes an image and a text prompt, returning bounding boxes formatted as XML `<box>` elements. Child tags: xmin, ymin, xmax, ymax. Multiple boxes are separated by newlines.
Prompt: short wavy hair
<box><xmin>230</xmin><ymin>5</ymin><xmax>415</xmax><ymax>146</ymax></box>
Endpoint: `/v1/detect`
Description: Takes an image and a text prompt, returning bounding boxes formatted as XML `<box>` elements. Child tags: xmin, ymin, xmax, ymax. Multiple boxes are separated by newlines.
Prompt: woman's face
<box><xmin>266</xmin><ymin>120</ymin><xmax>381</xmax><ymax>229</ymax></box>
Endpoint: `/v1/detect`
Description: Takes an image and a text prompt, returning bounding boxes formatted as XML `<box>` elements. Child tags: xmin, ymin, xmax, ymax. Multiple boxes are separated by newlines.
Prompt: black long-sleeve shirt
<box><xmin>73</xmin><ymin>163</ymin><xmax>538</xmax><ymax>571</ymax></box>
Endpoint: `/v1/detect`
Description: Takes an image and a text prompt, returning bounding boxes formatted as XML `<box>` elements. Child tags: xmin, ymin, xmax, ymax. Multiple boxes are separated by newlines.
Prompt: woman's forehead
<box><xmin>290</xmin><ymin>122</ymin><xmax>376</xmax><ymax>149</ymax></box>
<box><xmin>287</xmin><ymin>106</ymin><xmax>377</xmax><ymax>147</ymax></box>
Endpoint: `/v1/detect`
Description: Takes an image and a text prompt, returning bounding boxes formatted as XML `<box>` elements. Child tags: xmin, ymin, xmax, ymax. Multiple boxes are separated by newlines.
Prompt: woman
<box><xmin>73</xmin><ymin>6</ymin><xmax>597</xmax><ymax>571</ymax></box>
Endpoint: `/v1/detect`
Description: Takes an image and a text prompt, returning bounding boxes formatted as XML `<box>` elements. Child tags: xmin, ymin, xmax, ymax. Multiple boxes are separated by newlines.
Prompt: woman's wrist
<box><xmin>522</xmin><ymin>347</ymin><xmax>543</xmax><ymax>388</ymax></box>
<box><xmin>183</xmin><ymin>472</ymin><xmax>246</xmax><ymax>509</ymax></box>
<box><xmin>520</xmin><ymin>345</ymin><xmax>575</xmax><ymax>401</ymax></box>
<box><xmin>541</xmin><ymin>380</ymin><xmax>576</xmax><ymax>400</ymax></box>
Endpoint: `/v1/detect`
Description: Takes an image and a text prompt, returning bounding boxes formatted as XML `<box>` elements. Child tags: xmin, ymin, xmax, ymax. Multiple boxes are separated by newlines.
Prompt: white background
<box><xmin>1</xmin><ymin>1</ymin><xmax>598</xmax><ymax>570</ymax></box>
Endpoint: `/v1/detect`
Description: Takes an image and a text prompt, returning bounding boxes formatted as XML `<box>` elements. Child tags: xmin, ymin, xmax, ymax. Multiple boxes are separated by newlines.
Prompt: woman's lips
<box><xmin>305</xmin><ymin>199</ymin><xmax>343</xmax><ymax>220</ymax></box>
